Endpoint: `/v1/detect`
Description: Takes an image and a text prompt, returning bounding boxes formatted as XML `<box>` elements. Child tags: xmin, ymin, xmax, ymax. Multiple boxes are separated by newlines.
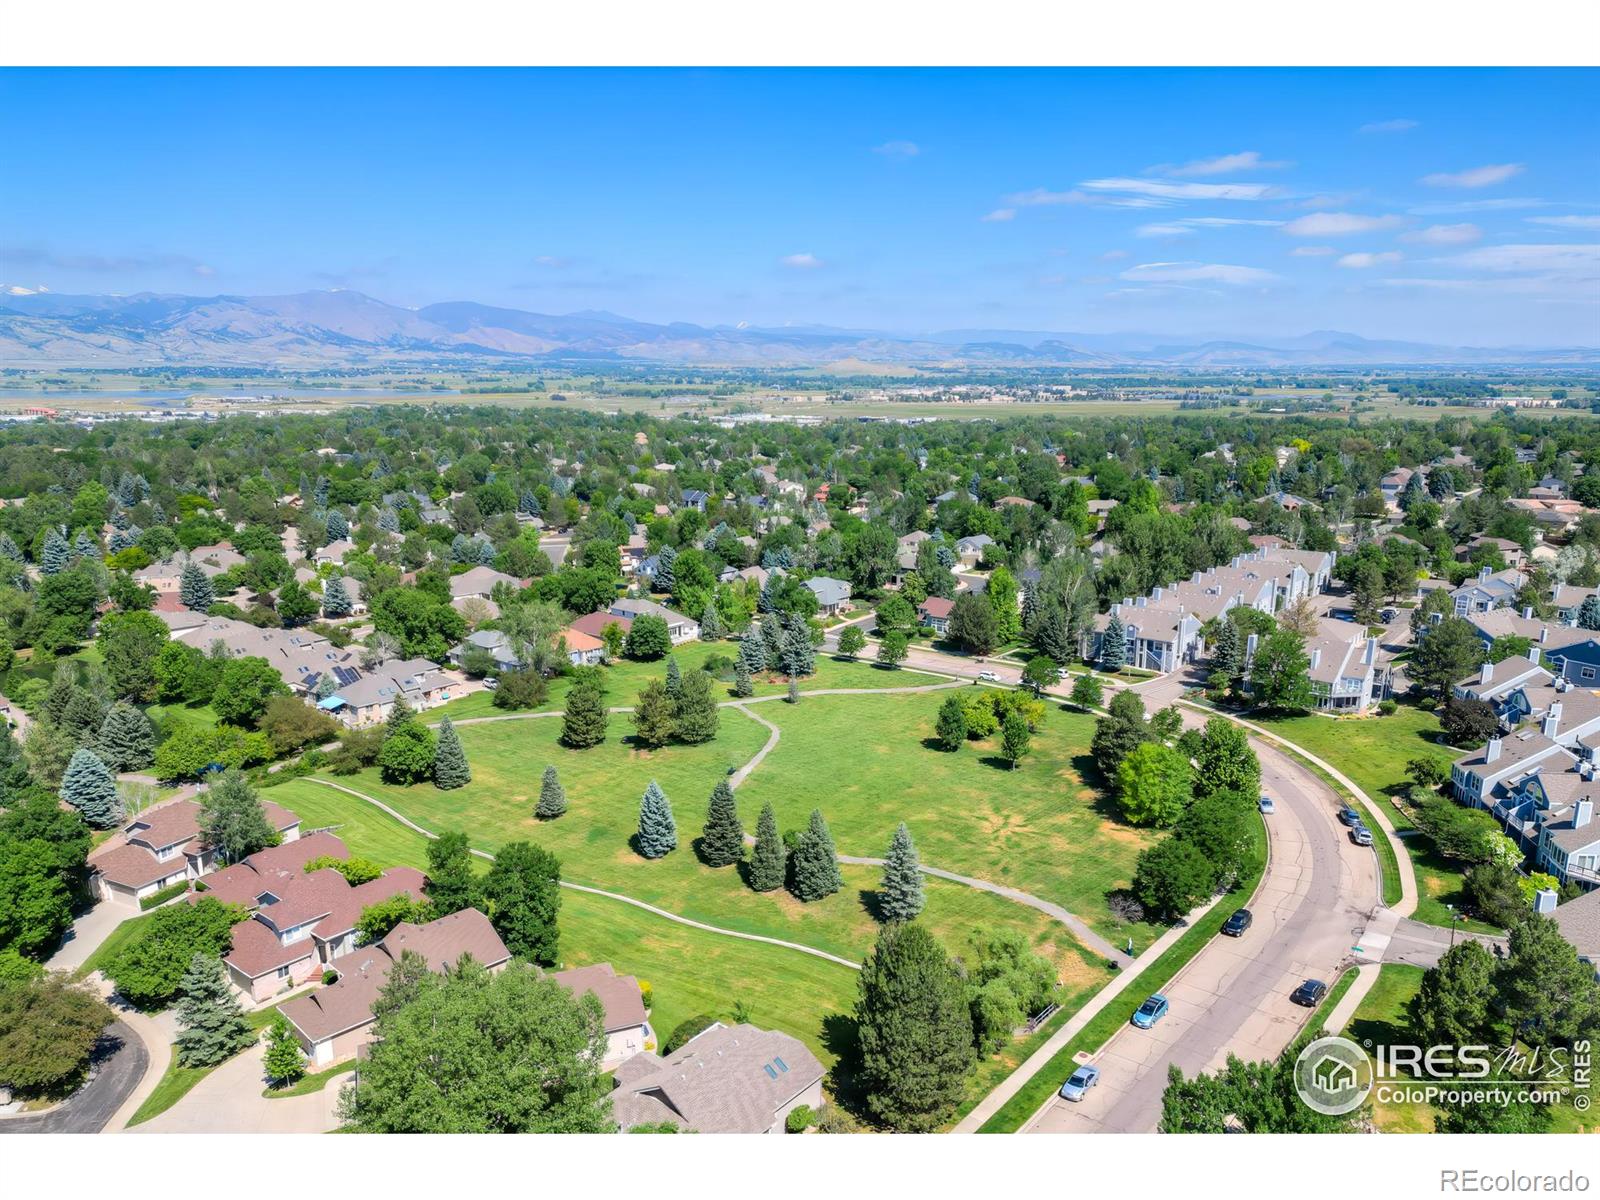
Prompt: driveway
<box><xmin>1025</xmin><ymin>695</ymin><xmax>1380</xmax><ymax>1133</ymax></box>
<box><xmin>46</xmin><ymin>900</ymin><xmax>139</xmax><ymax>975</ymax></box>
<box><xmin>126</xmin><ymin>1042</ymin><xmax>343</xmax><ymax>1134</ymax></box>
<box><xmin>0</xmin><ymin>1019</ymin><xmax>148</xmax><ymax>1134</ymax></box>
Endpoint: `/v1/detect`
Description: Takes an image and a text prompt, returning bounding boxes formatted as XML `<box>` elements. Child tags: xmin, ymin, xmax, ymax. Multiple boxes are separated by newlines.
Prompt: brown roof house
<box><xmin>92</xmin><ymin>799</ymin><xmax>301</xmax><ymax>907</ymax></box>
<box><xmin>279</xmin><ymin>907</ymin><xmax>511</xmax><ymax>1068</ymax></box>
<box><xmin>550</xmin><ymin>963</ymin><xmax>653</xmax><ymax>1069</ymax></box>
<box><xmin>200</xmin><ymin>833</ymin><xmax>427</xmax><ymax>1003</ymax></box>
<box><xmin>611</xmin><ymin>1023</ymin><xmax>824</xmax><ymax>1134</ymax></box>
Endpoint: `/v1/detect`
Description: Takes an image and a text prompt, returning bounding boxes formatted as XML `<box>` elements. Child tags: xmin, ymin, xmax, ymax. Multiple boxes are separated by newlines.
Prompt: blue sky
<box><xmin>2</xmin><ymin>68</ymin><xmax>1596</xmax><ymax>345</ymax></box>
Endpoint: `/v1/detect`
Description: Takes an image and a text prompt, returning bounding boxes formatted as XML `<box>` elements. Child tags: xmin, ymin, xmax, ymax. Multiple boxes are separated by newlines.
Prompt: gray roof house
<box><xmin>610</xmin><ymin>1023</ymin><xmax>824</xmax><ymax>1133</ymax></box>
<box><xmin>449</xmin><ymin>629</ymin><xmax>523</xmax><ymax>672</ymax></box>
<box><xmin>1451</xmin><ymin>566</ymin><xmax>1527</xmax><ymax>616</ymax></box>
<box><xmin>1551</xmin><ymin>888</ymin><xmax>1600</xmax><ymax>976</ymax></box>
<box><xmin>803</xmin><ymin>576</ymin><xmax>853</xmax><ymax>615</ymax></box>
<box><xmin>608</xmin><ymin>598</ymin><xmax>700</xmax><ymax>644</ymax></box>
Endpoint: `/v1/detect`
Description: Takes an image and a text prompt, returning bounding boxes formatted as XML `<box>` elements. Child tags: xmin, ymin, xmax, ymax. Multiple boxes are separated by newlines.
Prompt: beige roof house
<box><xmin>610</xmin><ymin>1023</ymin><xmax>824</xmax><ymax>1133</ymax></box>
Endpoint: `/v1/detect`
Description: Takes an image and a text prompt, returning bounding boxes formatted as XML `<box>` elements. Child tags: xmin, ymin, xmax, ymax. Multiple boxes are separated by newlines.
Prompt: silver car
<box><xmin>1059</xmin><ymin>1064</ymin><xmax>1101</xmax><ymax>1101</ymax></box>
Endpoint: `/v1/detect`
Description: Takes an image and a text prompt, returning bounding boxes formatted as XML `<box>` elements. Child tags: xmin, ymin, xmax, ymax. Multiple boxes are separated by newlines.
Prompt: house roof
<box><xmin>610</xmin><ymin>598</ymin><xmax>694</xmax><ymax>626</ymax></box>
<box><xmin>612</xmin><ymin>1023</ymin><xmax>824</xmax><ymax>1134</ymax></box>
<box><xmin>450</xmin><ymin>566</ymin><xmax>522</xmax><ymax>599</ymax></box>
<box><xmin>91</xmin><ymin>844</ymin><xmax>192</xmax><ymax>889</ymax></box>
<box><xmin>550</xmin><ymin>963</ymin><xmax>647</xmax><ymax>1033</ymax></box>
<box><xmin>803</xmin><ymin>576</ymin><xmax>851</xmax><ymax>606</ymax></box>
<box><xmin>561</xmin><ymin>628</ymin><xmax>605</xmax><ymax>653</ymax></box>
<box><xmin>568</xmin><ymin>610</ymin><xmax>632</xmax><ymax>639</ymax></box>
<box><xmin>919</xmin><ymin>596</ymin><xmax>955</xmax><ymax>619</ymax></box>
<box><xmin>1552</xmin><ymin>888</ymin><xmax>1600</xmax><ymax>961</ymax></box>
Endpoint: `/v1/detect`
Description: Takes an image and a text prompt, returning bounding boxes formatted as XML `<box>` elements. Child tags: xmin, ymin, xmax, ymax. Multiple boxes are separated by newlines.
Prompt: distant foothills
<box><xmin>1</xmin><ymin>288</ymin><xmax>1597</xmax><ymax>371</ymax></box>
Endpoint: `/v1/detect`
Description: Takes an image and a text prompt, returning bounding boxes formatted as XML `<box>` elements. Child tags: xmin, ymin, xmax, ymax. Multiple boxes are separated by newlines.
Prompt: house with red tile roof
<box><xmin>91</xmin><ymin>798</ymin><xmax>301</xmax><ymax>907</ymax></box>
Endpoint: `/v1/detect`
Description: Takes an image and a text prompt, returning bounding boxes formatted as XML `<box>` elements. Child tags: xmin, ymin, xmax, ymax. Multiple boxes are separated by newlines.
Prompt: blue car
<box><xmin>1059</xmin><ymin>1064</ymin><xmax>1101</xmax><ymax>1101</ymax></box>
<box><xmin>1131</xmin><ymin>994</ymin><xmax>1169</xmax><ymax>1029</ymax></box>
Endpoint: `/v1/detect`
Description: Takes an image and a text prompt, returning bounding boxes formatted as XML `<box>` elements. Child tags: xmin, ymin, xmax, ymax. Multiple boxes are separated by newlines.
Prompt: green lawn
<box><xmin>734</xmin><ymin>692</ymin><xmax>1162</xmax><ymax>947</ymax></box>
<box><xmin>126</xmin><ymin>1005</ymin><xmax>284</xmax><ymax>1126</ymax></box>
<box><xmin>263</xmin><ymin>1061</ymin><xmax>356</xmax><ymax>1099</ymax></box>
<box><xmin>74</xmin><ymin>909</ymin><xmax>159</xmax><ymax>981</ymax></box>
<box><xmin>424</xmin><ymin>644</ymin><xmax>948</xmax><ymax>724</ymax></box>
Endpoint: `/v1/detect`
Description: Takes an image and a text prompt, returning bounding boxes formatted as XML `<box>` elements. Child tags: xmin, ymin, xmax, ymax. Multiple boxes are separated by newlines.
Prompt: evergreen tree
<box><xmin>1209</xmin><ymin>619</ymin><xmax>1242</xmax><ymax>688</ymax></box>
<box><xmin>664</xmin><ymin>655</ymin><xmax>683</xmax><ymax>699</ymax></box>
<box><xmin>322</xmin><ymin>576</ymin><xmax>354</xmax><ymax>618</ymax></box>
<box><xmin>878</xmin><ymin>822</ymin><xmax>925</xmax><ymax>922</ymax></box>
<box><xmin>789</xmin><ymin>808</ymin><xmax>842</xmax><ymax>902</ymax></box>
<box><xmin>433</xmin><ymin>717</ymin><xmax>471</xmax><ymax>790</ymax></box>
<box><xmin>736</xmin><ymin>633</ymin><xmax>767</xmax><ymax>675</ymax></box>
<box><xmin>174</xmin><ymin>952</ymin><xmax>254</xmax><ymax>1068</ymax></box>
<box><xmin>758</xmin><ymin>572</ymin><xmax>778</xmax><ymax>614</ymax></box>
<box><xmin>0</xmin><ymin>533</ymin><xmax>20</xmax><ymax>563</ymax></box>
<box><xmin>733</xmin><ymin>660</ymin><xmax>754</xmax><ymax>698</ymax></box>
<box><xmin>40</xmin><ymin>528</ymin><xmax>70</xmax><ymax>575</ymax></box>
<box><xmin>59</xmin><ymin>748</ymin><xmax>120</xmax><ymax>828</ymax></box>
<box><xmin>653</xmin><ymin>544</ymin><xmax>678</xmax><ymax>595</ymax></box>
<box><xmin>759</xmin><ymin>612</ymin><xmax>784</xmax><ymax>669</ymax></box>
<box><xmin>179</xmin><ymin>560</ymin><xmax>214</xmax><ymax>612</ymax></box>
<box><xmin>325</xmin><ymin>510</ymin><xmax>350</xmax><ymax>541</ymax></box>
<box><xmin>698</xmin><ymin>779</ymin><xmax>745</xmax><ymax>868</ymax></box>
<box><xmin>935</xmin><ymin>693</ymin><xmax>968</xmax><ymax>750</ymax></box>
<box><xmin>1579</xmin><ymin>594</ymin><xmax>1600</xmax><ymax>632</ymax></box>
<box><xmin>855</xmin><ymin>923</ymin><xmax>975</xmax><ymax>1131</ymax></box>
<box><xmin>1100</xmin><ymin>613</ymin><xmax>1127</xmax><ymax>672</ymax></box>
<box><xmin>263</xmin><ymin>1013</ymin><xmax>306</xmax><ymax>1088</ymax></box>
<box><xmin>1035</xmin><ymin>602</ymin><xmax>1075</xmax><ymax>664</ymax></box>
<box><xmin>518</xmin><ymin>488</ymin><xmax>541</xmax><ymax>517</ymax></box>
<box><xmin>631</xmin><ymin>679</ymin><xmax>677</xmax><ymax>748</ymax></box>
<box><xmin>560</xmin><ymin>676</ymin><xmax>608</xmax><ymax>748</ymax></box>
<box><xmin>98</xmin><ymin>702</ymin><xmax>156</xmax><ymax>772</ymax></box>
<box><xmin>73</xmin><ymin>530</ymin><xmax>98</xmax><ymax>560</ymax></box>
<box><xmin>536</xmin><ymin>764</ymin><xmax>567</xmax><ymax>820</ymax></box>
<box><xmin>672</xmin><ymin>670</ymin><xmax>720</xmax><ymax>744</ymax></box>
<box><xmin>748</xmin><ymin>803</ymin><xmax>786</xmax><ymax>892</ymax></box>
<box><xmin>699</xmin><ymin>597</ymin><xmax>724</xmax><ymax>641</ymax></box>
<box><xmin>781</xmin><ymin>616</ymin><xmax>816</xmax><ymax>677</ymax></box>
<box><xmin>636</xmin><ymin>781</ymin><xmax>678</xmax><ymax>859</ymax></box>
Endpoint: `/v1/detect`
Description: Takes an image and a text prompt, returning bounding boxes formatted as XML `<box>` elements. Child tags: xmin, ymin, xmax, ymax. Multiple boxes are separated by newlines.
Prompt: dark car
<box><xmin>1291</xmin><ymin>979</ymin><xmax>1329</xmax><ymax>1007</ymax></box>
<box><xmin>1336</xmin><ymin>806</ymin><xmax>1361</xmax><ymax>827</ymax></box>
<box><xmin>1221</xmin><ymin>908</ymin><xmax>1254</xmax><ymax>937</ymax></box>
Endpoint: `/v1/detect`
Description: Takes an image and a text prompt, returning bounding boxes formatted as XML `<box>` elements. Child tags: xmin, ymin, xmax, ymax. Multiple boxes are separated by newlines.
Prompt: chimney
<box><xmin>1430</xmin><ymin>611</ymin><xmax>1444</xmax><ymax>626</ymax></box>
<box><xmin>1528</xmin><ymin>645</ymin><xmax>1543</xmax><ymax>666</ymax></box>
<box><xmin>1485</xmin><ymin>737</ymin><xmax>1502</xmax><ymax>764</ymax></box>
<box><xmin>1533</xmin><ymin>888</ymin><xmax>1559</xmax><ymax>915</ymax></box>
<box><xmin>1309</xmin><ymin>647</ymin><xmax>1323</xmax><ymax>671</ymax></box>
<box><xmin>1480</xmin><ymin>565</ymin><xmax>1492</xmax><ymax>582</ymax></box>
<box><xmin>1365</xmin><ymin>636</ymin><xmax>1378</xmax><ymax>665</ymax></box>
<box><xmin>1152</xmin><ymin>586</ymin><xmax>1164</xmax><ymax>603</ymax></box>
<box><xmin>1137</xmin><ymin>596</ymin><xmax>1147</xmax><ymax>608</ymax></box>
<box><xmin>1543</xmin><ymin>702</ymin><xmax>1563</xmax><ymax>739</ymax></box>
<box><xmin>1522</xmin><ymin>606</ymin><xmax>1534</xmax><ymax>620</ymax></box>
<box><xmin>1577</xmin><ymin>798</ymin><xmax>1595</xmax><ymax>829</ymax></box>
<box><xmin>1245</xmin><ymin>632</ymin><xmax>1259</xmax><ymax>665</ymax></box>
<box><xmin>1481</xmin><ymin>662</ymin><xmax>1495</xmax><ymax>686</ymax></box>
<box><xmin>1540</xmin><ymin>626</ymin><xmax>1550</xmax><ymax>644</ymax></box>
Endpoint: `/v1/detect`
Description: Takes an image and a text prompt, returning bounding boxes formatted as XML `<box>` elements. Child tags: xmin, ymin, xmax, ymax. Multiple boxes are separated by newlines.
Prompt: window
<box><xmin>276</xmin><ymin>965</ymin><xmax>291</xmax><ymax>978</ymax></box>
<box><xmin>1585</xmin><ymin>668</ymin><xmax>1596</xmax><ymax>681</ymax></box>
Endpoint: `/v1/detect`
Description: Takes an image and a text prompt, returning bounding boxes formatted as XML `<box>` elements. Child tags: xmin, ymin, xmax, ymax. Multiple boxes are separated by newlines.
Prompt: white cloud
<box><xmin>1135</xmin><ymin>217</ymin><xmax>1283</xmax><ymax>237</ymax></box>
<box><xmin>1442</xmin><ymin>243</ymin><xmax>1600</xmax><ymax>275</ymax></box>
<box><xmin>1004</xmin><ymin>187</ymin><xmax>1088</xmax><ymax>207</ymax></box>
<box><xmin>980</xmin><ymin>208</ymin><xmax>1016</xmax><ymax>223</ymax></box>
<box><xmin>1282</xmin><ymin>211</ymin><xmax>1404</xmax><ymax>237</ymax></box>
<box><xmin>1290</xmin><ymin>246</ymin><xmax>1337</xmax><ymax>257</ymax></box>
<box><xmin>4</xmin><ymin>284</ymin><xmax>47</xmax><ymax>295</ymax></box>
<box><xmin>1527</xmin><ymin>215</ymin><xmax>1600</xmax><ymax>231</ymax></box>
<box><xmin>1120</xmin><ymin>260</ymin><xmax>1278</xmax><ymax>286</ymax></box>
<box><xmin>1410</xmin><ymin>197</ymin><xmax>1546</xmax><ymax>214</ymax></box>
<box><xmin>1401</xmin><ymin>223</ymin><xmax>1483</xmax><ymax>246</ymax></box>
<box><xmin>1421</xmin><ymin>163</ymin><xmax>1525</xmax><ymax>189</ymax></box>
<box><xmin>1081</xmin><ymin>177</ymin><xmax>1275</xmax><ymax>202</ymax></box>
<box><xmin>1359</xmin><ymin>118</ymin><xmax>1419</xmax><ymax>134</ymax></box>
<box><xmin>1337</xmin><ymin>251</ymin><xmax>1403</xmax><ymax>269</ymax></box>
<box><xmin>780</xmin><ymin>252</ymin><xmax>823</xmax><ymax>269</ymax></box>
<box><xmin>1150</xmin><ymin>151</ymin><xmax>1291</xmax><ymax>177</ymax></box>
<box><xmin>872</xmin><ymin>140</ymin><xmax>920</xmax><ymax>159</ymax></box>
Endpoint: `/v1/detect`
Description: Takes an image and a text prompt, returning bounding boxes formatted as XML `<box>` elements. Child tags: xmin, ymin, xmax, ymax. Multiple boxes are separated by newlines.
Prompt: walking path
<box><xmin>1319</xmin><ymin>961</ymin><xmax>1383</xmax><ymax>1037</ymax></box>
<box><xmin>304</xmin><ymin>779</ymin><xmax>861</xmax><ymax>970</ymax></box>
<box><xmin>728</xmin><ymin>703</ymin><xmax>781</xmax><ymax>787</ymax></box>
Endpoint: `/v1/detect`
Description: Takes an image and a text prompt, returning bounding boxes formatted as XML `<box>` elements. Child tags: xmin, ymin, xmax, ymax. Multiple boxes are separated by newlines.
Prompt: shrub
<box><xmin>815</xmin><ymin>1104</ymin><xmax>859</xmax><ymax>1134</ymax></box>
<box><xmin>785</xmin><ymin>1105</ymin><xmax>815</xmax><ymax>1133</ymax></box>
<box><xmin>1377</xmin><ymin>698</ymin><xmax>1398</xmax><ymax>716</ymax></box>
<box><xmin>139</xmin><ymin>881</ymin><xmax>190</xmax><ymax>911</ymax></box>
<box><xmin>492</xmin><ymin>669</ymin><xmax>548</xmax><ymax>711</ymax></box>
<box><xmin>663</xmin><ymin>1013</ymin><xmax>717</xmax><ymax>1055</ymax></box>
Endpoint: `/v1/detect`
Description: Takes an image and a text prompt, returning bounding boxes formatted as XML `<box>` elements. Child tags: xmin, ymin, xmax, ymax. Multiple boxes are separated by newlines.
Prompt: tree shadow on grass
<box><xmin>979</xmin><ymin>755</ymin><xmax>1018</xmax><ymax>772</ymax></box>
<box><xmin>857</xmin><ymin>887</ymin><xmax>888</xmax><ymax>923</ymax></box>
<box><xmin>820</xmin><ymin>1012</ymin><xmax>866</xmax><ymax>1117</ymax></box>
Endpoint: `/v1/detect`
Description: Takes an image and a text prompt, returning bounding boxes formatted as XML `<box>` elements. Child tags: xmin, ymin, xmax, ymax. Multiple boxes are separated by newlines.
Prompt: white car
<box><xmin>977</xmin><ymin>670</ymin><xmax>1001</xmax><ymax>682</ymax></box>
<box><xmin>1258</xmin><ymin>795</ymin><xmax>1276</xmax><ymax>815</ymax></box>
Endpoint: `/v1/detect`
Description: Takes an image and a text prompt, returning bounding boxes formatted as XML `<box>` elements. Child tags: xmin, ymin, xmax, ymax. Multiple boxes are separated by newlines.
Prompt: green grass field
<box><xmin>423</xmin><ymin>645</ymin><xmax>950</xmax><ymax>724</ymax></box>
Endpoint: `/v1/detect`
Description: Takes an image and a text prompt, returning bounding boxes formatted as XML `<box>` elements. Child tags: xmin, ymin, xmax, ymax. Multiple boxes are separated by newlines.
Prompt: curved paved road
<box><xmin>0</xmin><ymin>1020</ymin><xmax>148</xmax><ymax>1135</ymax></box>
<box><xmin>1024</xmin><ymin>685</ymin><xmax>1380</xmax><ymax>1134</ymax></box>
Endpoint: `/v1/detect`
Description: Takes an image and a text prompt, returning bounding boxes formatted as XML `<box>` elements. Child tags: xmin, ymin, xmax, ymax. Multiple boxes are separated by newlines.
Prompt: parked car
<box><xmin>1221</xmin><ymin>908</ymin><xmax>1254</xmax><ymax>937</ymax></box>
<box><xmin>1291</xmin><ymin>979</ymin><xmax>1329</xmax><ymax>1007</ymax></box>
<box><xmin>1350</xmin><ymin>824</ymin><xmax>1373</xmax><ymax>846</ymax></box>
<box><xmin>1336</xmin><ymin>806</ymin><xmax>1361</xmax><ymax>826</ymax></box>
<box><xmin>1380</xmin><ymin>607</ymin><xmax>1398</xmax><ymax>622</ymax></box>
<box><xmin>484</xmin><ymin>677</ymin><xmax>499</xmax><ymax>691</ymax></box>
<box><xmin>1059</xmin><ymin>1064</ymin><xmax>1101</xmax><ymax>1101</ymax></box>
<box><xmin>977</xmin><ymin>670</ymin><xmax>1001</xmax><ymax>682</ymax></box>
<box><xmin>1258</xmin><ymin>795</ymin><xmax>1276</xmax><ymax>815</ymax></box>
<box><xmin>1131</xmin><ymin>994</ymin><xmax>1169</xmax><ymax>1029</ymax></box>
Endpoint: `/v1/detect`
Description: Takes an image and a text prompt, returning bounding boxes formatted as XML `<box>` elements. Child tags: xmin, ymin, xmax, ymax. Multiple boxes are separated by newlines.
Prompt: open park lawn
<box><xmin>735</xmin><ymin>692</ymin><xmax>1160</xmax><ymax>947</ymax></box>
<box><xmin>1254</xmin><ymin>702</ymin><xmax>1493</xmax><ymax>932</ymax></box>
<box><xmin>424</xmin><ymin>643</ymin><xmax>945</xmax><ymax>723</ymax></box>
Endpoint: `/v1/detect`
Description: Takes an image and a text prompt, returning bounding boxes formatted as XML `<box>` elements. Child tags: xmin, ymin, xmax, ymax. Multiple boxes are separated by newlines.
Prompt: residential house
<box><xmin>551</xmin><ymin>963</ymin><xmax>653</xmax><ymax>1070</ymax></box>
<box><xmin>449</xmin><ymin>565</ymin><xmax>523</xmax><ymax>602</ymax></box>
<box><xmin>1452</xmin><ymin>650</ymin><xmax>1554</xmax><ymax>706</ymax></box>
<box><xmin>681</xmin><ymin>489</ymin><xmax>709</xmax><ymax>512</ymax></box>
<box><xmin>569</xmin><ymin>610</ymin><xmax>633</xmax><ymax>643</ymax></box>
<box><xmin>1304</xmin><ymin>618</ymin><xmax>1390</xmax><ymax>713</ymax></box>
<box><xmin>610</xmin><ymin>1023</ymin><xmax>825</xmax><ymax>1134</ymax></box>
<box><xmin>449</xmin><ymin>629</ymin><xmax>523</xmax><ymax>673</ymax></box>
<box><xmin>92</xmin><ymin>799</ymin><xmax>302</xmax><ymax>906</ymax></box>
<box><xmin>918</xmin><ymin>596</ymin><xmax>955</xmax><ymax>636</ymax></box>
<box><xmin>803</xmin><ymin>576</ymin><xmax>852</xmax><ymax>617</ymax></box>
<box><xmin>1451</xmin><ymin>729</ymin><xmax>1575</xmax><ymax>809</ymax></box>
<box><xmin>1379</xmin><ymin>467</ymin><xmax>1415</xmax><ymax>506</ymax></box>
<box><xmin>322</xmin><ymin>657</ymin><xmax>460</xmax><ymax>727</ymax></box>
<box><xmin>279</xmin><ymin>908</ymin><xmax>511</xmax><ymax>1067</ymax></box>
<box><xmin>954</xmin><ymin>535</ymin><xmax>994</xmax><ymax>569</ymax></box>
<box><xmin>203</xmin><ymin>836</ymin><xmax>428</xmax><ymax>1002</ymax></box>
<box><xmin>1551</xmin><ymin>887</ymin><xmax>1600</xmax><ymax>971</ymax></box>
<box><xmin>312</xmin><ymin>539</ymin><xmax>356</xmax><ymax>567</ymax></box>
<box><xmin>1451</xmin><ymin>566</ymin><xmax>1528</xmax><ymax>616</ymax></box>
<box><xmin>559</xmin><ymin>627</ymin><xmax>606</xmax><ymax>666</ymax></box>
<box><xmin>1551</xmin><ymin>584</ymin><xmax>1599</xmax><ymax>624</ymax></box>
<box><xmin>608</xmin><ymin>598</ymin><xmax>700</xmax><ymax>644</ymax></box>
<box><xmin>620</xmin><ymin>533</ymin><xmax>651</xmax><ymax>575</ymax></box>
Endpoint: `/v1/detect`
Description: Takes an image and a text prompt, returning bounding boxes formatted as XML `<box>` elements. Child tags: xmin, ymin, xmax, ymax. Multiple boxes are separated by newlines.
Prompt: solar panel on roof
<box><xmin>762</xmin><ymin>1064</ymin><xmax>776</xmax><ymax>1079</ymax></box>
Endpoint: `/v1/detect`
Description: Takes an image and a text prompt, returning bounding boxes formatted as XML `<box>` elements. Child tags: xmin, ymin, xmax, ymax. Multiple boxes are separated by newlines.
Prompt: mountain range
<box><xmin>1</xmin><ymin>289</ymin><xmax>1594</xmax><ymax>370</ymax></box>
